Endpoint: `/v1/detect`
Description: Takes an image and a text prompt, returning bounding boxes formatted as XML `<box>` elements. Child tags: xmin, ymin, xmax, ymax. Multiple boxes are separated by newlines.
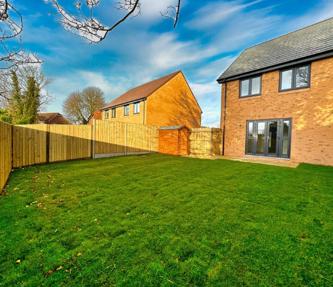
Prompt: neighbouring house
<box><xmin>88</xmin><ymin>110</ymin><xmax>102</xmax><ymax>124</ymax></box>
<box><xmin>37</xmin><ymin>113</ymin><xmax>70</xmax><ymax>125</ymax></box>
<box><xmin>218</xmin><ymin>18</ymin><xmax>333</xmax><ymax>166</ymax></box>
<box><xmin>101</xmin><ymin>71</ymin><xmax>202</xmax><ymax>128</ymax></box>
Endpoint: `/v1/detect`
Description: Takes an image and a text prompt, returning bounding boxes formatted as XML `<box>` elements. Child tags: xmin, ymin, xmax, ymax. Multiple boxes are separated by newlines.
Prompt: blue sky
<box><xmin>13</xmin><ymin>0</ymin><xmax>333</xmax><ymax>126</ymax></box>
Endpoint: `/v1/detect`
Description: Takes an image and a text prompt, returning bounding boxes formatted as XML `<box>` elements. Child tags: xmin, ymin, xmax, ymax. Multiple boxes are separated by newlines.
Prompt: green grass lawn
<box><xmin>0</xmin><ymin>154</ymin><xmax>332</xmax><ymax>287</ymax></box>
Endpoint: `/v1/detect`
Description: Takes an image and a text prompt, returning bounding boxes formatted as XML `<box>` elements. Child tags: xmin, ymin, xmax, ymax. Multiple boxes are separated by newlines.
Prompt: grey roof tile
<box><xmin>218</xmin><ymin>17</ymin><xmax>333</xmax><ymax>81</ymax></box>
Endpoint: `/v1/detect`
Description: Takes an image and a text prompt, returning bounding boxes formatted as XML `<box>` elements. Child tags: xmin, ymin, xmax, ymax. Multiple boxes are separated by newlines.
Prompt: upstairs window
<box><xmin>280</xmin><ymin>65</ymin><xmax>310</xmax><ymax>91</ymax></box>
<box><xmin>111</xmin><ymin>108</ymin><xmax>116</xmax><ymax>118</ymax></box>
<box><xmin>124</xmin><ymin>105</ymin><xmax>130</xmax><ymax>116</ymax></box>
<box><xmin>133</xmin><ymin>102</ymin><xmax>140</xmax><ymax>114</ymax></box>
<box><xmin>104</xmin><ymin>111</ymin><xmax>109</xmax><ymax>120</ymax></box>
<box><xmin>240</xmin><ymin>76</ymin><xmax>261</xmax><ymax>97</ymax></box>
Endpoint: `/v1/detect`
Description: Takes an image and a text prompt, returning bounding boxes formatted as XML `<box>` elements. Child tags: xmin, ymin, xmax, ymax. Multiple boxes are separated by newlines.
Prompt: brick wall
<box><xmin>158</xmin><ymin>127</ymin><xmax>190</xmax><ymax>156</ymax></box>
<box><xmin>221</xmin><ymin>57</ymin><xmax>333</xmax><ymax>166</ymax></box>
<box><xmin>147</xmin><ymin>72</ymin><xmax>202</xmax><ymax>128</ymax></box>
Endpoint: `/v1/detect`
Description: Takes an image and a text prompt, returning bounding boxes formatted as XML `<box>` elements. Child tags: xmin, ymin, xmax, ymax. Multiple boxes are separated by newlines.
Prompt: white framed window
<box><xmin>124</xmin><ymin>105</ymin><xmax>130</xmax><ymax>116</ymax></box>
<box><xmin>104</xmin><ymin>111</ymin><xmax>109</xmax><ymax>119</ymax></box>
<box><xmin>133</xmin><ymin>102</ymin><xmax>140</xmax><ymax>114</ymax></box>
<box><xmin>111</xmin><ymin>108</ymin><xmax>116</xmax><ymax>118</ymax></box>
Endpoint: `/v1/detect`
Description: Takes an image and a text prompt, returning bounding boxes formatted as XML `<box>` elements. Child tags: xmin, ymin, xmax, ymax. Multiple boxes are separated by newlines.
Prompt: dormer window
<box><xmin>280</xmin><ymin>64</ymin><xmax>310</xmax><ymax>91</ymax></box>
<box><xmin>240</xmin><ymin>76</ymin><xmax>261</xmax><ymax>97</ymax></box>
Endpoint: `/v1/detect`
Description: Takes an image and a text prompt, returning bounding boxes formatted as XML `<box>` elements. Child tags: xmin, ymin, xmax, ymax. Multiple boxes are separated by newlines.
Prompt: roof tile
<box><xmin>218</xmin><ymin>17</ymin><xmax>333</xmax><ymax>81</ymax></box>
<box><xmin>103</xmin><ymin>71</ymin><xmax>181</xmax><ymax>109</ymax></box>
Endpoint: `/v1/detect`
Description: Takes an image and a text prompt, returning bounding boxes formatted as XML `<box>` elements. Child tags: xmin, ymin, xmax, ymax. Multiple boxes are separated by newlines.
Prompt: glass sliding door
<box><xmin>246</xmin><ymin>122</ymin><xmax>255</xmax><ymax>154</ymax></box>
<box><xmin>245</xmin><ymin>119</ymin><xmax>291</xmax><ymax>158</ymax></box>
<box><xmin>280</xmin><ymin>120</ymin><xmax>291</xmax><ymax>158</ymax></box>
<box><xmin>267</xmin><ymin>121</ymin><xmax>278</xmax><ymax>156</ymax></box>
<box><xmin>256</xmin><ymin>122</ymin><xmax>266</xmax><ymax>155</ymax></box>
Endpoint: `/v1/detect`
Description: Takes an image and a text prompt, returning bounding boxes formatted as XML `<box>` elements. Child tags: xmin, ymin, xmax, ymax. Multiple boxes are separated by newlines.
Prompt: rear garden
<box><xmin>0</xmin><ymin>154</ymin><xmax>332</xmax><ymax>286</ymax></box>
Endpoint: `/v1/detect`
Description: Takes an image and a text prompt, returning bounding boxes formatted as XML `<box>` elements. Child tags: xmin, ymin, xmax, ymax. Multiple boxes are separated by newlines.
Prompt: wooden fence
<box><xmin>190</xmin><ymin>128</ymin><xmax>222</xmax><ymax>157</ymax></box>
<box><xmin>93</xmin><ymin>120</ymin><xmax>158</xmax><ymax>157</ymax></box>
<box><xmin>49</xmin><ymin>125</ymin><xmax>92</xmax><ymax>162</ymax></box>
<box><xmin>0</xmin><ymin>121</ymin><xmax>12</xmax><ymax>191</ymax></box>
<box><xmin>13</xmin><ymin>125</ymin><xmax>48</xmax><ymax>168</ymax></box>
<box><xmin>1</xmin><ymin>119</ymin><xmax>222</xmax><ymax>191</ymax></box>
<box><xmin>11</xmin><ymin>121</ymin><xmax>157</xmax><ymax>167</ymax></box>
<box><xmin>1</xmin><ymin>120</ymin><xmax>159</xmax><ymax>190</ymax></box>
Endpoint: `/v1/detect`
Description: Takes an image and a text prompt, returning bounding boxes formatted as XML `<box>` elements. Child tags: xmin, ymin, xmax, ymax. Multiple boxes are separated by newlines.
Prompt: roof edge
<box><xmin>102</xmin><ymin>70</ymin><xmax>182</xmax><ymax>110</ymax></box>
<box><xmin>217</xmin><ymin>50</ymin><xmax>333</xmax><ymax>83</ymax></box>
<box><xmin>101</xmin><ymin>97</ymin><xmax>147</xmax><ymax>111</ymax></box>
<box><xmin>178</xmin><ymin>71</ymin><xmax>203</xmax><ymax>114</ymax></box>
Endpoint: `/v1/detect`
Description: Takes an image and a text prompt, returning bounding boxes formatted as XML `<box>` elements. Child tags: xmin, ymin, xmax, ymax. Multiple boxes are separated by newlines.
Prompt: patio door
<box><xmin>246</xmin><ymin>119</ymin><xmax>291</xmax><ymax>158</ymax></box>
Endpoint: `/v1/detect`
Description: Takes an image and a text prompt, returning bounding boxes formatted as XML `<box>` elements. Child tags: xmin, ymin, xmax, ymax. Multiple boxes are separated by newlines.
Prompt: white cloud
<box><xmin>283</xmin><ymin>0</ymin><xmax>333</xmax><ymax>31</ymax></box>
<box><xmin>187</xmin><ymin>0</ymin><xmax>263</xmax><ymax>30</ymax></box>
<box><xmin>194</xmin><ymin>56</ymin><xmax>237</xmax><ymax>80</ymax></box>
<box><xmin>189</xmin><ymin>80</ymin><xmax>221</xmax><ymax>127</ymax></box>
<box><xmin>139</xmin><ymin>0</ymin><xmax>178</xmax><ymax>22</ymax></box>
<box><xmin>147</xmin><ymin>33</ymin><xmax>215</xmax><ymax>71</ymax></box>
<box><xmin>45</xmin><ymin>70</ymin><xmax>134</xmax><ymax>112</ymax></box>
<box><xmin>191</xmin><ymin>82</ymin><xmax>218</xmax><ymax>98</ymax></box>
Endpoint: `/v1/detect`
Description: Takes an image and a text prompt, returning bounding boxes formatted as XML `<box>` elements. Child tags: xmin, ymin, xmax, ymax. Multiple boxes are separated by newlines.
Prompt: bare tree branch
<box><xmin>0</xmin><ymin>0</ymin><xmax>23</xmax><ymax>40</ymax></box>
<box><xmin>0</xmin><ymin>0</ymin><xmax>41</xmax><ymax>77</ymax></box>
<box><xmin>161</xmin><ymin>0</ymin><xmax>181</xmax><ymax>28</ymax></box>
<box><xmin>49</xmin><ymin>0</ymin><xmax>181</xmax><ymax>43</ymax></box>
<box><xmin>48</xmin><ymin>0</ymin><xmax>141</xmax><ymax>43</ymax></box>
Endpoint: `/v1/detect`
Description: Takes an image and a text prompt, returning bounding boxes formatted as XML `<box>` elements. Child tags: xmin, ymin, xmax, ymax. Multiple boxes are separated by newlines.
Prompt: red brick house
<box><xmin>37</xmin><ymin>113</ymin><xmax>70</xmax><ymax>125</ymax></box>
<box><xmin>101</xmin><ymin>71</ymin><xmax>202</xmax><ymax>128</ymax></box>
<box><xmin>87</xmin><ymin>110</ymin><xmax>102</xmax><ymax>124</ymax></box>
<box><xmin>218</xmin><ymin>18</ymin><xmax>333</xmax><ymax>166</ymax></box>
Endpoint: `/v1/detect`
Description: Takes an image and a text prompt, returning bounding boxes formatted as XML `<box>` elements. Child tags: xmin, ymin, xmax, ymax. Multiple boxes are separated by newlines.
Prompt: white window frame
<box><xmin>124</xmin><ymin>105</ymin><xmax>130</xmax><ymax>116</ymax></box>
<box><xmin>111</xmin><ymin>108</ymin><xmax>116</xmax><ymax>118</ymax></box>
<box><xmin>133</xmin><ymin>102</ymin><xmax>140</xmax><ymax>114</ymax></box>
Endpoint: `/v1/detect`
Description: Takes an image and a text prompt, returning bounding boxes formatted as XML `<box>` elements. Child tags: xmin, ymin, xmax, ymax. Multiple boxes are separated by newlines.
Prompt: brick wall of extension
<box><xmin>158</xmin><ymin>127</ymin><xmax>190</xmax><ymax>156</ymax></box>
<box><xmin>221</xmin><ymin>57</ymin><xmax>333</xmax><ymax>166</ymax></box>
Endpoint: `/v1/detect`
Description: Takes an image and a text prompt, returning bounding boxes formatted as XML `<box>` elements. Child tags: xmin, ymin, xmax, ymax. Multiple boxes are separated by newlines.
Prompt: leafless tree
<box><xmin>48</xmin><ymin>0</ymin><xmax>182</xmax><ymax>43</ymax></box>
<box><xmin>0</xmin><ymin>0</ymin><xmax>41</xmax><ymax>69</ymax></box>
<box><xmin>63</xmin><ymin>86</ymin><xmax>106</xmax><ymax>124</ymax></box>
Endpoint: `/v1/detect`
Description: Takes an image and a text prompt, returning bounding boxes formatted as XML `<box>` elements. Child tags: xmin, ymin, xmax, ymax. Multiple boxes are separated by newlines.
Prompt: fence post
<box><xmin>211</xmin><ymin>129</ymin><xmax>214</xmax><ymax>156</ymax></box>
<box><xmin>91</xmin><ymin>120</ymin><xmax>96</xmax><ymax>159</ymax></box>
<box><xmin>124</xmin><ymin>123</ymin><xmax>127</xmax><ymax>156</ymax></box>
<box><xmin>11</xmin><ymin>125</ymin><xmax>14</xmax><ymax>170</ymax></box>
<box><xmin>46</xmin><ymin>124</ymin><xmax>50</xmax><ymax>163</ymax></box>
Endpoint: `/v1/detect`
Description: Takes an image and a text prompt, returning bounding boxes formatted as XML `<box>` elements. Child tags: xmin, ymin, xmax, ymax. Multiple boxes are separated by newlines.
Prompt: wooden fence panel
<box><xmin>0</xmin><ymin>121</ymin><xmax>12</xmax><ymax>190</ymax></box>
<box><xmin>94</xmin><ymin>120</ymin><xmax>158</xmax><ymax>157</ymax></box>
<box><xmin>126</xmin><ymin>122</ymin><xmax>159</xmax><ymax>154</ymax></box>
<box><xmin>13</xmin><ymin>125</ymin><xmax>48</xmax><ymax>168</ymax></box>
<box><xmin>94</xmin><ymin>121</ymin><xmax>126</xmax><ymax>156</ymax></box>
<box><xmin>190</xmin><ymin>128</ymin><xmax>222</xmax><ymax>157</ymax></box>
<box><xmin>49</xmin><ymin>125</ymin><xmax>92</xmax><ymax>162</ymax></box>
